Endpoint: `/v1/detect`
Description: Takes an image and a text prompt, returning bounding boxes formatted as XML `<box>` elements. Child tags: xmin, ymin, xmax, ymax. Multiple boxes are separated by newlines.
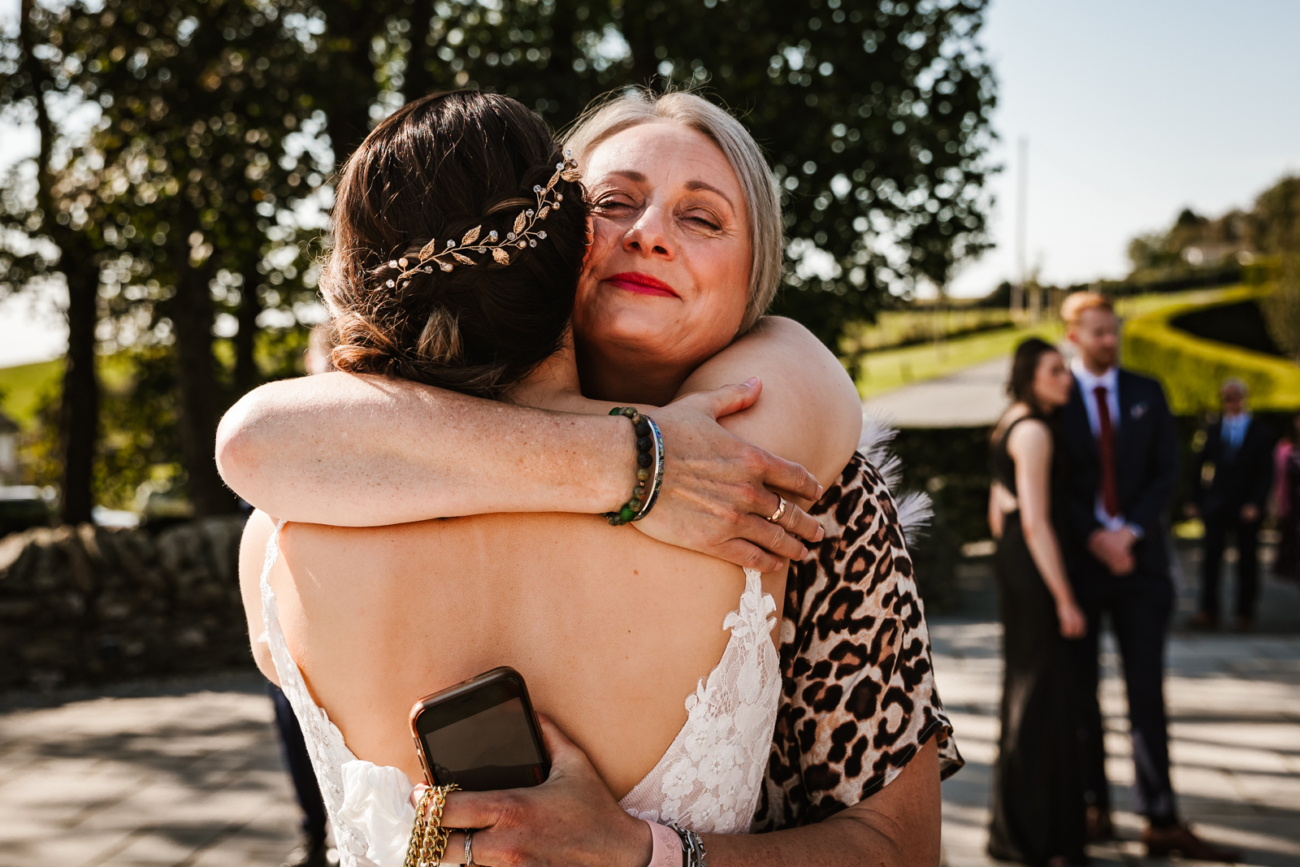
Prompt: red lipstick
<box><xmin>606</xmin><ymin>272</ymin><xmax>679</xmax><ymax>298</ymax></box>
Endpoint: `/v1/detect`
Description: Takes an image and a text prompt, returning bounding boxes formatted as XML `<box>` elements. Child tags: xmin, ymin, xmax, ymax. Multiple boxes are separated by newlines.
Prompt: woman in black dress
<box><xmin>986</xmin><ymin>338</ymin><xmax>1089</xmax><ymax>866</ymax></box>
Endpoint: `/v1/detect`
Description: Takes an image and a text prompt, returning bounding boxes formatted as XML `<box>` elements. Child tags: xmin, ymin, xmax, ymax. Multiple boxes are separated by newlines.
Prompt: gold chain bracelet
<box><xmin>404</xmin><ymin>784</ymin><xmax>460</xmax><ymax>867</ymax></box>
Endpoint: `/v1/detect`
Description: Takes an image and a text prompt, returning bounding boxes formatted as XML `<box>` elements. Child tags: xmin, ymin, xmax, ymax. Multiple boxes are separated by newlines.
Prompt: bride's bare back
<box><xmin>240</xmin><ymin>509</ymin><xmax>783</xmax><ymax>798</ymax></box>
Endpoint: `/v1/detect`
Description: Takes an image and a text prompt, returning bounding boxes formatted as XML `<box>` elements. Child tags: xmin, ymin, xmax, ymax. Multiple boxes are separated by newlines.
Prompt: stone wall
<box><xmin>0</xmin><ymin>517</ymin><xmax>254</xmax><ymax>691</ymax></box>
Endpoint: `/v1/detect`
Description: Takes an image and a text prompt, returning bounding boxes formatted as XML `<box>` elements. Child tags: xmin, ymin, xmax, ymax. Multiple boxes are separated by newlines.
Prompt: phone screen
<box><xmin>416</xmin><ymin>678</ymin><xmax>547</xmax><ymax>790</ymax></box>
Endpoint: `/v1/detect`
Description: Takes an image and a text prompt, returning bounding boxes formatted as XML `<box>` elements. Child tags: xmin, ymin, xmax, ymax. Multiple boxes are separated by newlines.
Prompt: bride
<box><xmin>237</xmin><ymin>89</ymin><xmax>863</xmax><ymax>866</ymax></box>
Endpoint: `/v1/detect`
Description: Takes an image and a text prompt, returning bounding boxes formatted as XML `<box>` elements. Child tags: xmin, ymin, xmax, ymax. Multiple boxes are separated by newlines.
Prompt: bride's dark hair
<box><xmin>320</xmin><ymin>90</ymin><xmax>587</xmax><ymax>398</ymax></box>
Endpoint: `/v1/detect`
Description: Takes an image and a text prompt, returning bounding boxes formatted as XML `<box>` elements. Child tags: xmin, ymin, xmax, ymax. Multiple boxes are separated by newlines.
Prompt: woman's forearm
<box><xmin>216</xmin><ymin>372</ymin><xmax>633</xmax><ymax>524</ymax></box>
<box><xmin>705</xmin><ymin>741</ymin><xmax>941</xmax><ymax>867</ymax></box>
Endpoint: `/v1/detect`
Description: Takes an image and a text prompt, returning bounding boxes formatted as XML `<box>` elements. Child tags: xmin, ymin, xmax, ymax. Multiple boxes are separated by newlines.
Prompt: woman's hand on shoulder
<box><xmin>636</xmin><ymin>379</ymin><xmax>827</xmax><ymax>573</ymax></box>
<box><xmin>681</xmin><ymin>316</ymin><xmax>863</xmax><ymax>487</ymax></box>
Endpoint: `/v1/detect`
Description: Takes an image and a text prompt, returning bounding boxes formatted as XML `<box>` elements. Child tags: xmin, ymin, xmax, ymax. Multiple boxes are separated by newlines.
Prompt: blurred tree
<box><xmin>379</xmin><ymin>0</ymin><xmax>998</xmax><ymax>345</ymax></box>
<box><xmin>51</xmin><ymin>0</ymin><xmax>320</xmax><ymax>515</ymax></box>
<box><xmin>3</xmin><ymin>0</ymin><xmax>321</xmax><ymax>516</ymax></box>
<box><xmin>1251</xmin><ymin>175</ymin><xmax>1300</xmax><ymax>255</ymax></box>
<box><xmin>4</xmin><ymin>0</ymin><xmax>999</xmax><ymax>518</ymax></box>
<box><xmin>2</xmin><ymin>0</ymin><xmax>105</xmax><ymax>524</ymax></box>
<box><xmin>1255</xmin><ymin>176</ymin><xmax>1300</xmax><ymax>360</ymax></box>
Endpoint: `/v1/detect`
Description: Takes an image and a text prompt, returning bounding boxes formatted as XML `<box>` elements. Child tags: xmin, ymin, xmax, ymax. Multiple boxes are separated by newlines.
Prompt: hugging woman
<box><xmin>222</xmin><ymin>89</ymin><xmax>960</xmax><ymax>866</ymax></box>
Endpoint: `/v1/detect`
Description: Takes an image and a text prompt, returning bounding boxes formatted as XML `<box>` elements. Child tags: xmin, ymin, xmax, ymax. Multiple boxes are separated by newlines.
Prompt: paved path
<box><xmin>2</xmin><ymin>571</ymin><xmax>1298</xmax><ymax>866</ymax></box>
<box><xmin>863</xmin><ymin>357</ymin><xmax>1010</xmax><ymax>428</ymax></box>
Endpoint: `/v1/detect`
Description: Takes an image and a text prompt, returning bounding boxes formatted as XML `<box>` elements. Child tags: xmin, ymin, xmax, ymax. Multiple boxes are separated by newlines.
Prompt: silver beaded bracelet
<box><xmin>665</xmin><ymin>822</ymin><xmax>708</xmax><ymax>867</ymax></box>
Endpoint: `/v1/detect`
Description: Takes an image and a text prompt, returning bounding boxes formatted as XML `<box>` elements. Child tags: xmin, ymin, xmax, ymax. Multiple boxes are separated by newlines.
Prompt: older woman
<box><xmin>220</xmin><ymin>89</ymin><xmax>958</xmax><ymax>862</ymax></box>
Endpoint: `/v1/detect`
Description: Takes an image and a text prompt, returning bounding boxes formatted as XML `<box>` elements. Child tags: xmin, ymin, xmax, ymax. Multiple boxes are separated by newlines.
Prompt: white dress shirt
<box><xmin>1071</xmin><ymin>359</ymin><xmax>1133</xmax><ymax>533</ymax></box>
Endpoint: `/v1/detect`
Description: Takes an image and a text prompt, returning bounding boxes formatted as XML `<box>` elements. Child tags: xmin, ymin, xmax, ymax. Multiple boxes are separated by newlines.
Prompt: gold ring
<box><xmin>767</xmin><ymin>497</ymin><xmax>788</xmax><ymax>524</ymax></box>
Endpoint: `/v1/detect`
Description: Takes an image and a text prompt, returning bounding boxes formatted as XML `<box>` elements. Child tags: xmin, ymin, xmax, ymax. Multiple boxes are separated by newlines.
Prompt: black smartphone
<box><xmin>409</xmin><ymin>666</ymin><xmax>550</xmax><ymax>791</ymax></box>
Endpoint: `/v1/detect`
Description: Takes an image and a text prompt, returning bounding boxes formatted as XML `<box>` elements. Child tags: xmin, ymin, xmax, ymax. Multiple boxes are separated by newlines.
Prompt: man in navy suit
<box><xmin>1056</xmin><ymin>293</ymin><xmax>1237</xmax><ymax>861</ymax></box>
<box><xmin>1187</xmin><ymin>379</ymin><xmax>1275</xmax><ymax>631</ymax></box>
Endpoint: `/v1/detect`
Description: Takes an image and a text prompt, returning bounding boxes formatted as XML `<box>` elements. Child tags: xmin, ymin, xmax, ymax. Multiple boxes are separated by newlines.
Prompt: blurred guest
<box><xmin>1186</xmin><ymin>379</ymin><xmax>1275</xmax><ymax>631</ymax></box>
<box><xmin>1055</xmin><ymin>293</ymin><xmax>1238</xmax><ymax>861</ymax></box>
<box><xmin>986</xmin><ymin>338</ymin><xmax>1088</xmax><ymax>867</ymax></box>
<box><xmin>1274</xmin><ymin>410</ymin><xmax>1300</xmax><ymax>583</ymax></box>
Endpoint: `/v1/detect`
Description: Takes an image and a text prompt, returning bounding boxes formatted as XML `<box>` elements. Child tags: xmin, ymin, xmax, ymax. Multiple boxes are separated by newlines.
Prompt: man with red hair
<box><xmin>1056</xmin><ymin>293</ymin><xmax>1237</xmax><ymax>861</ymax></box>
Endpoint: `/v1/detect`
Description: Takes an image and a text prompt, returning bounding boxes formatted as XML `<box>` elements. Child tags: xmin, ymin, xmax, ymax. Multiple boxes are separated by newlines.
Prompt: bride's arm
<box><xmin>218</xmin><ymin>375</ymin><xmax>640</xmax><ymax>525</ymax></box>
<box><xmin>216</xmin><ymin>315</ymin><xmax>857</xmax><ymax>567</ymax></box>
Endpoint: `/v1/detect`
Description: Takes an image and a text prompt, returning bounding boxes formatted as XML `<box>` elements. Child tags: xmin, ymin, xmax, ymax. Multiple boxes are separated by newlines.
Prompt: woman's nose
<box><xmin>622</xmin><ymin>206</ymin><xmax>673</xmax><ymax>258</ymax></box>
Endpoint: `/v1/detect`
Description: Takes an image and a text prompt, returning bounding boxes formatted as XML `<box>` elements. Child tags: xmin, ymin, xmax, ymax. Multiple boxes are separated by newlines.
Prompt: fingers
<box><xmin>699</xmin><ymin>377</ymin><xmax>762</xmax><ymax>420</ymax></box>
<box><xmin>443</xmin><ymin>829</ymin><xmax>471</xmax><ymax>866</ymax></box>
<box><xmin>738</xmin><ymin>513</ymin><xmax>808</xmax><ymax>563</ymax></box>
<box><xmin>777</xmin><ymin>501</ymin><xmax>824</xmax><ymax>544</ymax></box>
<box><xmin>761</xmin><ymin>452</ymin><xmax>822</xmax><ymax>503</ymax></box>
<box><xmin>441</xmin><ymin>789</ymin><xmax>500</xmax><ymax>832</ymax></box>
<box><xmin>714</xmin><ymin>539</ymin><xmax>783</xmax><ymax>573</ymax></box>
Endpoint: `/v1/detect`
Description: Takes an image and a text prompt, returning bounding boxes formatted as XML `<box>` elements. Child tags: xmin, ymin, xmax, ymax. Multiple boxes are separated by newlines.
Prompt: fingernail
<box><xmin>815</xmin><ymin>485</ymin><xmax>824</xmax><ymax>500</ymax></box>
<box><xmin>816</xmin><ymin>527</ymin><xmax>825</xmax><ymax>541</ymax></box>
<box><xmin>744</xmin><ymin>376</ymin><xmax>760</xmax><ymax>387</ymax></box>
<box><xmin>799</xmin><ymin>546</ymin><xmax>808</xmax><ymax>559</ymax></box>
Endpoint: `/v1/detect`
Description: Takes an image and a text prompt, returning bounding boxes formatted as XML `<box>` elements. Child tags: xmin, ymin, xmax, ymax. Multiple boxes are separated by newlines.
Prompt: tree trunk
<box><xmin>20</xmin><ymin>0</ymin><xmax>99</xmax><ymax>525</ymax></box>
<box><xmin>403</xmin><ymin>1</ymin><xmax>437</xmax><ymax>102</ymax></box>
<box><xmin>58</xmin><ymin>252</ymin><xmax>100</xmax><ymax>524</ymax></box>
<box><xmin>320</xmin><ymin>2</ymin><xmax>385</xmax><ymax>167</ymax></box>
<box><xmin>169</xmin><ymin>218</ymin><xmax>238</xmax><ymax>516</ymax></box>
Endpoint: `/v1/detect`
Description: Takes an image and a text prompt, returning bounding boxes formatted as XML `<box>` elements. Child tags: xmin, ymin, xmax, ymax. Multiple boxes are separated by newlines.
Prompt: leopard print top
<box><xmin>752</xmin><ymin>451</ymin><xmax>964</xmax><ymax>830</ymax></box>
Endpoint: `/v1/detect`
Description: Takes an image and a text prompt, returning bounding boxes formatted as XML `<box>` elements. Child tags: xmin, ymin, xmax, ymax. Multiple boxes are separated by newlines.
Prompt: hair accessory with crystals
<box><xmin>394</xmin><ymin>150</ymin><xmax>581</xmax><ymax>284</ymax></box>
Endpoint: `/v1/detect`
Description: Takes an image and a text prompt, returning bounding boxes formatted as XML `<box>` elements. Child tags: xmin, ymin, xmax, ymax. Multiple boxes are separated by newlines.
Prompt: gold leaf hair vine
<box><xmin>388</xmin><ymin>150</ymin><xmax>582</xmax><ymax>286</ymax></box>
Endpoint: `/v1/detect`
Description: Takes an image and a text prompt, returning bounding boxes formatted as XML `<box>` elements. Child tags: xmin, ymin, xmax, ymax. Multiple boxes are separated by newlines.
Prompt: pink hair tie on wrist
<box><xmin>645</xmin><ymin>819</ymin><xmax>683</xmax><ymax>867</ymax></box>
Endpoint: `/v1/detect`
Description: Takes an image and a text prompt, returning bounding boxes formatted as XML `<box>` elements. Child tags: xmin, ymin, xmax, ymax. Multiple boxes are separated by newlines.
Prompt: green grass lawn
<box><xmin>853</xmin><ymin>287</ymin><xmax>1243</xmax><ymax>399</ymax></box>
<box><xmin>0</xmin><ymin>358</ymin><xmax>63</xmax><ymax>428</ymax></box>
<box><xmin>0</xmin><ymin>353</ymin><xmax>140</xmax><ymax>429</ymax></box>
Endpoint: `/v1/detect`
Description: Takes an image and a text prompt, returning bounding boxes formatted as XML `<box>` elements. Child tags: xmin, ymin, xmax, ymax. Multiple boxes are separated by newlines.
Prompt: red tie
<box><xmin>1095</xmin><ymin>386</ymin><xmax>1120</xmax><ymax>518</ymax></box>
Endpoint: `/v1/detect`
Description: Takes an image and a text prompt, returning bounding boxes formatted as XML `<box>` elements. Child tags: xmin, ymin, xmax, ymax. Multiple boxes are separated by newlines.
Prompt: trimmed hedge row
<box><xmin>1122</xmin><ymin>285</ymin><xmax>1300</xmax><ymax>415</ymax></box>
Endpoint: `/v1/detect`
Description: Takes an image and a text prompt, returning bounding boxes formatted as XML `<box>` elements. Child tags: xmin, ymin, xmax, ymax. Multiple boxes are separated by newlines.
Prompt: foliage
<box><xmin>1126</xmin><ymin>174</ymin><xmax>1300</xmax><ymax>281</ymax></box>
<box><xmin>1122</xmin><ymin>285</ymin><xmax>1300</xmax><ymax>415</ymax></box>
<box><xmin>1262</xmin><ymin>258</ymin><xmax>1300</xmax><ymax>361</ymax></box>
<box><xmin>1</xmin><ymin>0</ymin><xmax>999</xmax><ymax>514</ymax></box>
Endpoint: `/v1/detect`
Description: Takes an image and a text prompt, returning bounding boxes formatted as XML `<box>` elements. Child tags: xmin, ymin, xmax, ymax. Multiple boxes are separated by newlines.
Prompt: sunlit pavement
<box><xmin>0</xmin><ymin>674</ymin><xmax>303</xmax><ymax>867</ymax></box>
<box><xmin>1</xmin><ymin>550</ymin><xmax>1296</xmax><ymax>867</ymax></box>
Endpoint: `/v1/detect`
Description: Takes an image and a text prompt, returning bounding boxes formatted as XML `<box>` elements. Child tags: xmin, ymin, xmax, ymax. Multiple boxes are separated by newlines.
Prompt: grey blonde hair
<box><xmin>563</xmin><ymin>89</ymin><xmax>782</xmax><ymax>332</ymax></box>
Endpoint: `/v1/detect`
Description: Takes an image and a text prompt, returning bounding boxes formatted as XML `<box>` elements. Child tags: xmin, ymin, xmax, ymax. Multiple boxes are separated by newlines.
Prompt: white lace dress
<box><xmin>259</xmin><ymin>522</ymin><xmax>781</xmax><ymax>867</ymax></box>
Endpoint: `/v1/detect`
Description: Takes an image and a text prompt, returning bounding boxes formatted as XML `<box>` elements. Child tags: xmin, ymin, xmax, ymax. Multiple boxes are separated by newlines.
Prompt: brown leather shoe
<box><xmin>1085</xmin><ymin>806</ymin><xmax>1115</xmax><ymax>842</ymax></box>
<box><xmin>1186</xmin><ymin>612</ymin><xmax>1219</xmax><ymax>631</ymax></box>
<box><xmin>1142</xmin><ymin>823</ymin><xmax>1241</xmax><ymax>862</ymax></box>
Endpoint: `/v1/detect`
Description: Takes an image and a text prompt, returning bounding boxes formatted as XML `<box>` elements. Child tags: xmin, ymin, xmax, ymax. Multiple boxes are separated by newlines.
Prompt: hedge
<box><xmin>1122</xmin><ymin>285</ymin><xmax>1300</xmax><ymax>415</ymax></box>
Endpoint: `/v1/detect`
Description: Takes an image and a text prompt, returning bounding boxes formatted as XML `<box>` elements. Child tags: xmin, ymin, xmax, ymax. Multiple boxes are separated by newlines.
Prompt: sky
<box><xmin>1</xmin><ymin>0</ymin><xmax>1299</xmax><ymax>365</ymax></box>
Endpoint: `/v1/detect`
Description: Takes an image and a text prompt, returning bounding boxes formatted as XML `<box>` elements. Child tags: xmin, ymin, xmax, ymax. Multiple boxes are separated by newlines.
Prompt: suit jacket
<box><xmin>1058</xmin><ymin>369</ymin><xmax>1179</xmax><ymax>581</ymax></box>
<box><xmin>1189</xmin><ymin>417</ymin><xmax>1275</xmax><ymax>519</ymax></box>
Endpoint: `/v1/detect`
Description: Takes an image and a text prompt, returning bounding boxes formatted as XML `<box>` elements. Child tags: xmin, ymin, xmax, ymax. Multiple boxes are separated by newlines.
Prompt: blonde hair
<box><xmin>1061</xmin><ymin>291</ymin><xmax>1115</xmax><ymax>328</ymax></box>
<box><xmin>563</xmin><ymin>89</ymin><xmax>782</xmax><ymax>332</ymax></box>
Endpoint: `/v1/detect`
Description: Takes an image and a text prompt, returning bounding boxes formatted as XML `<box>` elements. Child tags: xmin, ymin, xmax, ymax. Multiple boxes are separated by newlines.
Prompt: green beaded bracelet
<box><xmin>605</xmin><ymin>406</ymin><xmax>664</xmax><ymax>525</ymax></box>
